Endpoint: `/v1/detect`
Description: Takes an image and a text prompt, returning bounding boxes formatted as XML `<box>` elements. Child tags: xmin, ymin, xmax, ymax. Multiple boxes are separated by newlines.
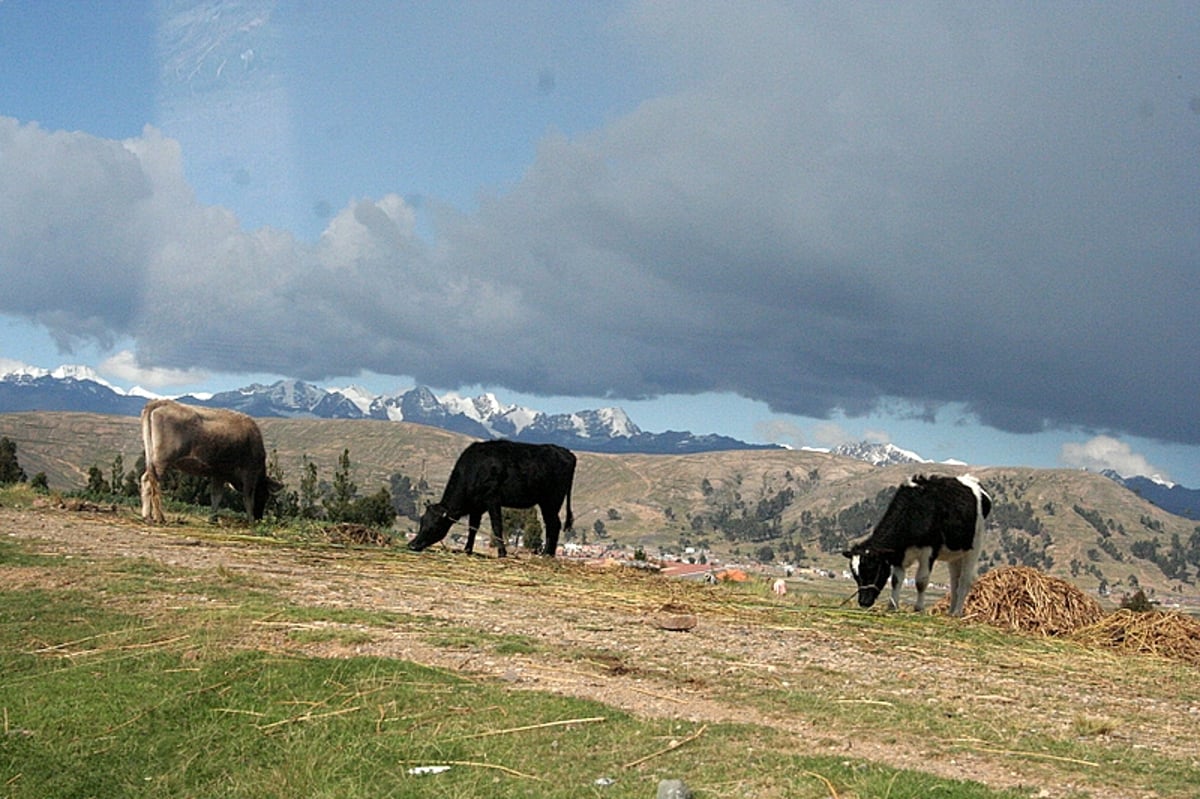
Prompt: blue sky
<box><xmin>2</xmin><ymin>1</ymin><xmax>1198</xmax><ymax>487</ymax></box>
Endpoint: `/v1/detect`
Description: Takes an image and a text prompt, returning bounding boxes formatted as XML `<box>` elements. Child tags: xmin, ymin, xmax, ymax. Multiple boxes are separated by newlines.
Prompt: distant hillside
<box><xmin>2</xmin><ymin>412</ymin><xmax>1197</xmax><ymax>607</ymax></box>
<box><xmin>1103</xmin><ymin>470</ymin><xmax>1200</xmax><ymax>521</ymax></box>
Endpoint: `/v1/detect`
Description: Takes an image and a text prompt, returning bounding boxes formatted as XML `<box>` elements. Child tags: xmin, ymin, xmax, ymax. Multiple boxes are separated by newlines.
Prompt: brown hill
<box><xmin>2</xmin><ymin>411</ymin><xmax>1196</xmax><ymax>607</ymax></box>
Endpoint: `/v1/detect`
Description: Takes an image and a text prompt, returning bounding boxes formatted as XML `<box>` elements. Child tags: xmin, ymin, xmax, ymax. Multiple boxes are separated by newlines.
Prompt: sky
<box><xmin>1</xmin><ymin>1</ymin><xmax>1198</xmax><ymax>487</ymax></box>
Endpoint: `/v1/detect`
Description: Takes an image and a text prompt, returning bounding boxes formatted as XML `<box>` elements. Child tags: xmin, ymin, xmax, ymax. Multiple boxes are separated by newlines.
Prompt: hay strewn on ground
<box><xmin>939</xmin><ymin>565</ymin><xmax>1104</xmax><ymax>635</ymax></box>
<box><xmin>943</xmin><ymin>565</ymin><xmax>1200</xmax><ymax>667</ymax></box>
<box><xmin>1072</xmin><ymin>609</ymin><xmax>1200</xmax><ymax>667</ymax></box>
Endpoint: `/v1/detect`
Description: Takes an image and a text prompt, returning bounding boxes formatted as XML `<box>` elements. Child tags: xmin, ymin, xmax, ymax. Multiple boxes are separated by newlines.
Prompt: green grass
<box><xmin>0</xmin><ymin>548</ymin><xmax>1045</xmax><ymax>799</ymax></box>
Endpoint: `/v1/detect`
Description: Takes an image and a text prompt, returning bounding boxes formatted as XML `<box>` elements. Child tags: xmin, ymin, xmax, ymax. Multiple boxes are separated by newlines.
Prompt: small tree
<box><xmin>265</xmin><ymin>449</ymin><xmax>299</xmax><ymax>520</ymax></box>
<box><xmin>325</xmin><ymin>449</ymin><xmax>358</xmax><ymax>522</ymax></box>
<box><xmin>345</xmin><ymin>487</ymin><xmax>397</xmax><ymax>528</ymax></box>
<box><xmin>299</xmin><ymin>457</ymin><xmax>321</xmax><ymax>519</ymax></box>
<box><xmin>86</xmin><ymin>465</ymin><xmax>110</xmax><ymax>495</ymax></box>
<box><xmin>1120</xmin><ymin>589</ymin><xmax>1155</xmax><ymax>613</ymax></box>
<box><xmin>388</xmin><ymin>473</ymin><xmax>423</xmax><ymax>521</ymax></box>
<box><xmin>503</xmin><ymin>507</ymin><xmax>542</xmax><ymax>552</ymax></box>
<box><xmin>0</xmin><ymin>437</ymin><xmax>26</xmax><ymax>485</ymax></box>
<box><xmin>110</xmin><ymin>454</ymin><xmax>124</xmax><ymax>497</ymax></box>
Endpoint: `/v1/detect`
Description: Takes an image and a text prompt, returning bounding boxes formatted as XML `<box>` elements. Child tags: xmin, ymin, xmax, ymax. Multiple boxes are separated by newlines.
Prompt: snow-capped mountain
<box><xmin>0</xmin><ymin>364</ymin><xmax>775</xmax><ymax>455</ymax></box>
<box><xmin>0</xmin><ymin>365</ymin><xmax>147</xmax><ymax>416</ymax></box>
<box><xmin>1101</xmin><ymin>470</ymin><xmax>1200</xmax><ymax>521</ymax></box>
<box><xmin>831</xmin><ymin>441</ymin><xmax>930</xmax><ymax>468</ymax></box>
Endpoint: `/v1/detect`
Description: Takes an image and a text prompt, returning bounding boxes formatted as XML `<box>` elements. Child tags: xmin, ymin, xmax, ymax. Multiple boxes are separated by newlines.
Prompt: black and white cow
<box><xmin>408</xmin><ymin>440</ymin><xmax>576</xmax><ymax>557</ymax></box>
<box><xmin>842</xmin><ymin>474</ymin><xmax>991</xmax><ymax>615</ymax></box>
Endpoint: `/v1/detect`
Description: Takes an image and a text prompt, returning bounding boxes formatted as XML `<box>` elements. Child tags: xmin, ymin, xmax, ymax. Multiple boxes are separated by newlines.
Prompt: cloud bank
<box><xmin>1061</xmin><ymin>436</ymin><xmax>1167</xmax><ymax>481</ymax></box>
<box><xmin>1</xmin><ymin>5</ymin><xmax>1197</xmax><ymax>447</ymax></box>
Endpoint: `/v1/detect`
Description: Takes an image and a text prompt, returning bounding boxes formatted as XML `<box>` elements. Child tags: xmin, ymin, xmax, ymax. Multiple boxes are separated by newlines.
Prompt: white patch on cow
<box><xmin>899</xmin><ymin>545</ymin><xmax>934</xmax><ymax>570</ymax></box>
<box><xmin>849</xmin><ymin>554</ymin><xmax>861</xmax><ymax>578</ymax></box>
<box><xmin>956</xmin><ymin>473</ymin><xmax>990</xmax><ymax>551</ymax></box>
<box><xmin>948</xmin><ymin>473</ymin><xmax>990</xmax><ymax>615</ymax></box>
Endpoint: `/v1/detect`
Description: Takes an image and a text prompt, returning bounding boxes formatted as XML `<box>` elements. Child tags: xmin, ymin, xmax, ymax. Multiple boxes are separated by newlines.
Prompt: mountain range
<box><xmin>4</xmin><ymin>364</ymin><xmax>1198</xmax><ymax>520</ymax></box>
<box><xmin>0</xmin><ymin>364</ymin><xmax>775</xmax><ymax>455</ymax></box>
<box><xmin>1100</xmin><ymin>470</ymin><xmax>1200</xmax><ymax>521</ymax></box>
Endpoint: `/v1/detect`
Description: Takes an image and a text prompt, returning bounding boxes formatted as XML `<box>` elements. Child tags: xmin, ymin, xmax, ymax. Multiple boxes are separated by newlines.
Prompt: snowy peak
<box><xmin>832</xmin><ymin>441</ymin><xmax>929</xmax><ymax>468</ymax></box>
<box><xmin>1101</xmin><ymin>470</ymin><xmax>1200</xmax><ymax>521</ymax></box>
<box><xmin>1</xmin><ymin>362</ymin><xmax>127</xmax><ymax>394</ymax></box>
<box><xmin>0</xmin><ymin>364</ymin><xmax>779</xmax><ymax>456</ymax></box>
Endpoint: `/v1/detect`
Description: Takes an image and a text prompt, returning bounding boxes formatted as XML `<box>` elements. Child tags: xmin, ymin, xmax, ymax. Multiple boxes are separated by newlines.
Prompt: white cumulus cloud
<box><xmin>99</xmin><ymin>350</ymin><xmax>209</xmax><ymax>389</ymax></box>
<box><xmin>1060</xmin><ymin>435</ymin><xmax>1167</xmax><ymax>480</ymax></box>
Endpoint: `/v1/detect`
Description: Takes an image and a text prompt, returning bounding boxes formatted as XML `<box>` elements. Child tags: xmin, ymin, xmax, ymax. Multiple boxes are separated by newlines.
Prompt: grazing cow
<box><xmin>408</xmin><ymin>440</ymin><xmax>576</xmax><ymax>557</ymax></box>
<box><xmin>140</xmin><ymin>399</ymin><xmax>280</xmax><ymax>523</ymax></box>
<box><xmin>842</xmin><ymin>474</ymin><xmax>991</xmax><ymax>615</ymax></box>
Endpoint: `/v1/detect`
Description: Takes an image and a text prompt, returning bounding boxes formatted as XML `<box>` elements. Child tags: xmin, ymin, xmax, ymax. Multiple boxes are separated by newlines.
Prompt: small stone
<box><xmin>657</xmin><ymin>778</ymin><xmax>692</xmax><ymax>799</ymax></box>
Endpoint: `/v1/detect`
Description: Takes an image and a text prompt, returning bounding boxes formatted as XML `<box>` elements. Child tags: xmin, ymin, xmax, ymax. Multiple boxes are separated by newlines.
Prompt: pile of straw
<box><xmin>1072</xmin><ymin>609</ymin><xmax>1200</xmax><ymax>667</ymax></box>
<box><xmin>324</xmin><ymin>523</ymin><xmax>394</xmax><ymax>547</ymax></box>
<box><xmin>943</xmin><ymin>566</ymin><xmax>1104</xmax><ymax>635</ymax></box>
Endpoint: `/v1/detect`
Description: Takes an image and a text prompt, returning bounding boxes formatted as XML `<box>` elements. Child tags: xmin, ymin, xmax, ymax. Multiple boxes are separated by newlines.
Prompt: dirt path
<box><xmin>4</xmin><ymin>505</ymin><xmax>1196</xmax><ymax>798</ymax></box>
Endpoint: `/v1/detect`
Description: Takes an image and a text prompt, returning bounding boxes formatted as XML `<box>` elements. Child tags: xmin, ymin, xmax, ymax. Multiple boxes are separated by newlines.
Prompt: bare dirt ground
<box><xmin>4</xmin><ymin>504</ymin><xmax>1198</xmax><ymax>798</ymax></box>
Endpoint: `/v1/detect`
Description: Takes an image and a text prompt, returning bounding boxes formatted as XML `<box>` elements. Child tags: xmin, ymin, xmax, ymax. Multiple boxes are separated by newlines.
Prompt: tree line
<box><xmin>0</xmin><ymin>436</ymin><xmax>416</xmax><ymax>530</ymax></box>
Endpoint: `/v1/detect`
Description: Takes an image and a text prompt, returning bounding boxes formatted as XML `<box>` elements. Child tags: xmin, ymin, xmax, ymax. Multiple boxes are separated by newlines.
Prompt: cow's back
<box><xmin>445</xmin><ymin>440</ymin><xmax>574</xmax><ymax>508</ymax></box>
<box><xmin>144</xmin><ymin>400</ymin><xmax>266</xmax><ymax>476</ymax></box>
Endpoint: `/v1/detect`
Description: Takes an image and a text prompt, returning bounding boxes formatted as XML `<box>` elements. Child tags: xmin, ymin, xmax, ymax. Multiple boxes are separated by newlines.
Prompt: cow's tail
<box><xmin>139</xmin><ymin>402</ymin><xmax>162</xmax><ymax>522</ymax></box>
<box><xmin>564</xmin><ymin>478</ymin><xmax>575</xmax><ymax>533</ymax></box>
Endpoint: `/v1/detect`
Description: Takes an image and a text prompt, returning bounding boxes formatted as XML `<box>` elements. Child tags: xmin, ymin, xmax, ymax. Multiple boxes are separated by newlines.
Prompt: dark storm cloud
<box><xmin>1</xmin><ymin>4</ymin><xmax>1197</xmax><ymax>445</ymax></box>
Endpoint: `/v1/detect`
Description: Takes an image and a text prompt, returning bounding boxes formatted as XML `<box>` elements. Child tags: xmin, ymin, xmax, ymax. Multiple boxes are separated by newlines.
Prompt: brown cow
<box><xmin>140</xmin><ymin>399</ymin><xmax>280</xmax><ymax>523</ymax></box>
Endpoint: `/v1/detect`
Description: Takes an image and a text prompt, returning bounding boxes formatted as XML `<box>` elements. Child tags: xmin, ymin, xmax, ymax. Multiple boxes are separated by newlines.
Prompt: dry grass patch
<box><xmin>1073</xmin><ymin>608</ymin><xmax>1200</xmax><ymax>666</ymax></box>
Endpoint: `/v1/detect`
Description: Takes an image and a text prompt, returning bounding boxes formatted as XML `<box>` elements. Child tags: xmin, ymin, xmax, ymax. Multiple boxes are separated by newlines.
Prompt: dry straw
<box><xmin>939</xmin><ymin>565</ymin><xmax>1104</xmax><ymax>635</ymax></box>
<box><xmin>1072</xmin><ymin>609</ymin><xmax>1200</xmax><ymax>667</ymax></box>
<box><xmin>939</xmin><ymin>565</ymin><xmax>1200</xmax><ymax>667</ymax></box>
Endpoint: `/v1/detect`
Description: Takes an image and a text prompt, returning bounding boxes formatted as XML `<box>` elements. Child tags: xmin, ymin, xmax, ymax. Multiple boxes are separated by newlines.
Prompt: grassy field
<box><xmin>2</xmin><ymin>489</ymin><xmax>1198</xmax><ymax>798</ymax></box>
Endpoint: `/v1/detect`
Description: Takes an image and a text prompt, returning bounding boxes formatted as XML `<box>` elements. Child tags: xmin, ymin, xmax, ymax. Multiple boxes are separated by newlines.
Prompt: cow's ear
<box><xmin>841</xmin><ymin>549</ymin><xmax>853</xmax><ymax>558</ymax></box>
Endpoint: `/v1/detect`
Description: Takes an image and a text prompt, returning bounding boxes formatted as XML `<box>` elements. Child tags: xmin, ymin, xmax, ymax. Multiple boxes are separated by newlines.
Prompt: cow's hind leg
<box><xmin>240</xmin><ymin>476</ymin><xmax>257</xmax><ymax>523</ymax></box>
<box><xmin>140</xmin><ymin>469</ymin><xmax>165</xmax><ymax>524</ymax></box>
<box><xmin>539</xmin><ymin>503</ymin><xmax>562</xmax><ymax>557</ymax></box>
<box><xmin>946</xmin><ymin>560</ymin><xmax>965</xmax><ymax>616</ymax></box>
<box><xmin>486</xmin><ymin>506</ymin><xmax>507</xmax><ymax>558</ymax></box>
<box><xmin>947</xmin><ymin>551</ymin><xmax>979</xmax><ymax>616</ymax></box>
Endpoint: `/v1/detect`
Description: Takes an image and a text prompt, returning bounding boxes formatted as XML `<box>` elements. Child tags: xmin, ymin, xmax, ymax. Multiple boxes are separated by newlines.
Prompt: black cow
<box><xmin>842</xmin><ymin>474</ymin><xmax>991</xmax><ymax>615</ymax></box>
<box><xmin>408</xmin><ymin>440</ymin><xmax>576</xmax><ymax>557</ymax></box>
<box><xmin>140</xmin><ymin>399</ymin><xmax>281</xmax><ymax>523</ymax></box>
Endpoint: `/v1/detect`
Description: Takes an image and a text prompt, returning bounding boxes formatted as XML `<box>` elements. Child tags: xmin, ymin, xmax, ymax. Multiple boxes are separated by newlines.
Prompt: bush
<box><xmin>0</xmin><ymin>437</ymin><xmax>27</xmax><ymax>485</ymax></box>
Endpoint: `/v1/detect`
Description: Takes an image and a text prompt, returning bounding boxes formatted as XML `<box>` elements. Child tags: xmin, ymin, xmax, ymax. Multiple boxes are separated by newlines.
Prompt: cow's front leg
<box><xmin>487</xmin><ymin>506</ymin><xmax>507</xmax><ymax>558</ymax></box>
<box><xmin>464</xmin><ymin>512</ymin><xmax>482</xmax><ymax>554</ymax></box>
<box><xmin>888</xmin><ymin>565</ymin><xmax>905</xmax><ymax>609</ymax></box>
<box><xmin>912</xmin><ymin>558</ymin><xmax>933</xmax><ymax>612</ymax></box>
<box><xmin>209</xmin><ymin>479</ymin><xmax>224</xmax><ymax>522</ymax></box>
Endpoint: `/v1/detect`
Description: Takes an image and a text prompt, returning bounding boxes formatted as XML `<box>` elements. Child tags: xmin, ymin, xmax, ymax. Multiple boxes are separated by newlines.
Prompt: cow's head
<box><xmin>408</xmin><ymin>502</ymin><xmax>455</xmax><ymax>551</ymax></box>
<box><xmin>842</xmin><ymin>544</ymin><xmax>893</xmax><ymax>608</ymax></box>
